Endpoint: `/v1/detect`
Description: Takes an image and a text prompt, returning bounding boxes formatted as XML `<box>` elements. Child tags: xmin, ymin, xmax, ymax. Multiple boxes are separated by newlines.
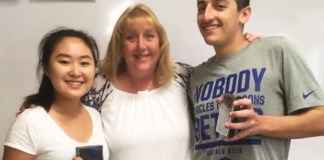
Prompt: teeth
<box><xmin>204</xmin><ymin>25</ymin><xmax>219</xmax><ymax>31</ymax></box>
<box><xmin>66</xmin><ymin>81</ymin><xmax>83</xmax><ymax>87</ymax></box>
<box><xmin>135</xmin><ymin>54</ymin><xmax>149</xmax><ymax>58</ymax></box>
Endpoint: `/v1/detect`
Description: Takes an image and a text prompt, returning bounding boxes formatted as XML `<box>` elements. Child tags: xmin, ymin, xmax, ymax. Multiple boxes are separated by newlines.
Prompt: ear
<box><xmin>43</xmin><ymin>66</ymin><xmax>50</xmax><ymax>77</ymax></box>
<box><xmin>239</xmin><ymin>6</ymin><xmax>252</xmax><ymax>25</ymax></box>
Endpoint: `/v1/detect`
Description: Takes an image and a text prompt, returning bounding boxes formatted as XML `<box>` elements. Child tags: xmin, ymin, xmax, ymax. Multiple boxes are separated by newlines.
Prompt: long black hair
<box><xmin>23</xmin><ymin>27</ymin><xmax>99</xmax><ymax>112</ymax></box>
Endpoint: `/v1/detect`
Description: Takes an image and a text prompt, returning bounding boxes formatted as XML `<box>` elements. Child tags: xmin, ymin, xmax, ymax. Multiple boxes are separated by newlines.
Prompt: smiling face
<box><xmin>121</xmin><ymin>17</ymin><xmax>161</xmax><ymax>76</ymax></box>
<box><xmin>45</xmin><ymin>37</ymin><xmax>95</xmax><ymax>101</ymax></box>
<box><xmin>197</xmin><ymin>0</ymin><xmax>250</xmax><ymax>47</ymax></box>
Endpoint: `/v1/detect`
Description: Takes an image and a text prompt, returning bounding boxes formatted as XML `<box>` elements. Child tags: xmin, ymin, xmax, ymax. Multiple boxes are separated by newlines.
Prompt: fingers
<box><xmin>233</xmin><ymin>98</ymin><xmax>253</xmax><ymax>110</ymax></box>
<box><xmin>15</xmin><ymin>111</ymin><xmax>23</xmax><ymax>117</ymax></box>
<box><xmin>225</xmin><ymin>129</ymin><xmax>251</xmax><ymax>142</ymax></box>
<box><xmin>223</xmin><ymin>98</ymin><xmax>260</xmax><ymax>141</ymax></box>
<box><xmin>224</xmin><ymin>121</ymin><xmax>254</xmax><ymax>142</ymax></box>
<box><xmin>244</xmin><ymin>32</ymin><xmax>263</xmax><ymax>42</ymax></box>
<box><xmin>215</xmin><ymin>97</ymin><xmax>223</xmax><ymax>104</ymax></box>
<box><xmin>19</xmin><ymin>105</ymin><xmax>25</xmax><ymax>112</ymax></box>
<box><xmin>16</xmin><ymin>104</ymin><xmax>37</xmax><ymax>117</ymax></box>
<box><xmin>224</xmin><ymin>112</ymin><xmax>261</xmax><ymax>142</ymax></box>
<box><xmin>16</xmin><ymin>105</ymin><xmax>25</xmax><ymax>117</ymax></box>
<box><xmin>225</xmin><ymin>114</ymin><xmax>257</xmax><ymax>130</ymax></box>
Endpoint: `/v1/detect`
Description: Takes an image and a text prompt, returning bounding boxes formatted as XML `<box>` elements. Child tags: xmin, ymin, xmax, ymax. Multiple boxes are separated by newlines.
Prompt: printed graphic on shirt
<box><xmin>302</xmin><ymin>90</ymin><xmax>315</xmax><ymax>99</ymax></box>
<box><xmin>193</xmin><ymin>67</ymin><xmax>266</xmax><ymax>158</ymax></box>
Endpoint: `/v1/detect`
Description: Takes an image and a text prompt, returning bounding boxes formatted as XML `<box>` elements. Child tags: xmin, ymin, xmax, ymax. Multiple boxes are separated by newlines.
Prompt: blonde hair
<box><xmin>100</xmin><ymin>3</ymin><xmax>174</xmax><ymax>86</ymax></box>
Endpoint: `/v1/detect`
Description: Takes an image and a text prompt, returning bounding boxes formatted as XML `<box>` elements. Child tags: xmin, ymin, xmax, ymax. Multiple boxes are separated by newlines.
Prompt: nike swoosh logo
<box><xmin>303</xmin><ymin>90</ymin><xmax>315</xmax><ymax>99</ymax></box>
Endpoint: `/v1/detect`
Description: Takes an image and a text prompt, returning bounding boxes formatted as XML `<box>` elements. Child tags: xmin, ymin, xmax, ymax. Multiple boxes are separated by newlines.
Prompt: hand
<box><xmin>72</xmin><ymin>157</ymin><xmax>83</xmax><ymax>160</ymax></box>
<box><xmin>244</xmin><ymin>32</ymin><xmax>263</xmax><ymax>42</ymax></box>
<box><xmin>16</xmin><ymin>104</ymin><xmax>37</xmax><ymax>117</ymax></box>
<box><xmin>216</xmin><ymin>97</ymin><xmax>262</xmax><ymax>142</ymax></box>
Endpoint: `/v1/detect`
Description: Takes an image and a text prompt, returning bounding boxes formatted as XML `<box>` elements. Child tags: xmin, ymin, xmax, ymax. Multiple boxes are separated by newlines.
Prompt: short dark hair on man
<box><xmin>235</xmin><ymin>0</ymin><xmax>250</xmax><ymax>10</ymax></box>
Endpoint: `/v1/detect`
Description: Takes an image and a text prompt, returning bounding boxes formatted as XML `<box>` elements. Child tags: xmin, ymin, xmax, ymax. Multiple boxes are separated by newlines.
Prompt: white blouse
<box><xmin>83</xmin><ymin>62</ymin><xmax>193</xmax><ymax>160</ymax></box>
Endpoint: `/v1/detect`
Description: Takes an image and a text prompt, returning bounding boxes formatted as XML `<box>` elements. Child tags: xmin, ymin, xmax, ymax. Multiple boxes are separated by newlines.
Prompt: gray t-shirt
<box><xmin>189</xmin><ymin>36</ymin><xmax>324</xmax><ymax>160</ymax></box>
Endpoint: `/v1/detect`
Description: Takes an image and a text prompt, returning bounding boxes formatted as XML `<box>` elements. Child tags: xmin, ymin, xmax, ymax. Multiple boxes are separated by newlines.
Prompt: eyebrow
<box><xmin>124</xmin><ymin>27</ymin><xmax>157</xmax><ymax>33</ymax></box>
<box><xmin>197</xmin><ymin>0</ymin><xmax>204</xmax><ymax>5</ymax></box>
<box><xmin>55</xmin><ymin>53</ymin><xmax>93</xmax><ymax>60</ymax></box>
<box><xmin>197</xmin><ymin>0</ymin><xmax>204</xmax><ymax>2</ymax></box>
<box><xmin>215</xmin><ymin>0</ymin><xmax>229</xmax><ymax>3</ymax></box>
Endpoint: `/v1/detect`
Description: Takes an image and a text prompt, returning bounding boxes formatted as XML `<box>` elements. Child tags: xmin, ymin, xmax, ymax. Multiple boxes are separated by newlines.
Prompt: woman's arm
<box><xmin>3</xmin><ymin>146</ymin><xmax>35</xmax><ymax>160</ymax></box>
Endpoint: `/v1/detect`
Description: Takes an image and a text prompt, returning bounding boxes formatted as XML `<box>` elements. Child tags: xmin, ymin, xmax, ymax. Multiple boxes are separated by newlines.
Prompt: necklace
<box><xmin>137</xmin><ymin>79</ymin><xmax>153</xmax><ymax>94</ymax></box>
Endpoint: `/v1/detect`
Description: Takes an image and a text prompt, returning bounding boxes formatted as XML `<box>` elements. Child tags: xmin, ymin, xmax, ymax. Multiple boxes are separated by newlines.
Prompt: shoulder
<box><xmin>6</xmin><ymin>107</ymin><xmax>46</xmax><ymax>140</ymax></box>
<box><xmin>84</xmin><ymin>105</ymin><xmax>100</xmax><ymax>116</ymax></box>
<box><xmin>192</xmin><ymin>55</ymin><xmax>215</xmax><ymax>73</ymax></box>
<box><xmin>174</xmin><ymin>61</ymin><xmax>193</xmax><ymax>75</ymax></box>
<box><xmin>92</xmin><ymin>72</ymin><xmax>113</xmax><ymax>95</ymax></box>
<box><xmin>81</xmin><ymin>72</ymin><xmax>113</xmax><ymax>111</ymax></box>
<box><xmin>246</xmin><ymin>36</ymin><xmax>301</xmax><ymax>58</ymax></box>
<box><xmin>84</xmin><ymin>105</ymin><xmax>102</xmax><ymax>121</ymax></box>
<box><xmin>253</xmin><ymin>36</ymin><xmax>297</xmax><ymax>49</ymax></box>
<box><xmin>93</xmin><ymin>72</ymin><xmax>111</xmax><ymax>88</ymax></box>
<box><xmin>17</xmin><ymin>107</ymin><xmax>47</xmax><ymax>122</ymax></box>
<box><xmin>12</xmin><ymin>107</ymin><xmax>48</xmax><ymax>131</ymax></box>
<box><xmin>173</xmin><ymin>61</ymin><xmax>193</xmax><ymax>89</ymax></box>
<box><xmin>4</xmin><ymin>107</ymin><xmax>47</xmax><ymax>155</ymax></box>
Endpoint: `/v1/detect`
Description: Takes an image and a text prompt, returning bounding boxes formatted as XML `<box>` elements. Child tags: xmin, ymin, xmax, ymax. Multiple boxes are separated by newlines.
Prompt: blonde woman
<box><xmin>81</xmin><ymin>3</ymin><xmax>194</xmax><ymax>160</ymax></box>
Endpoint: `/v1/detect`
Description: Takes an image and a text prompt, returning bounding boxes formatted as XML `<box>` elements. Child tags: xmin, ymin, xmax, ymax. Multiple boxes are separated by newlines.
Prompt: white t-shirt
<box><xmin>4</xmin><ymin>106</ymin><xmax>109</xmax><ymax>160</ymax></box>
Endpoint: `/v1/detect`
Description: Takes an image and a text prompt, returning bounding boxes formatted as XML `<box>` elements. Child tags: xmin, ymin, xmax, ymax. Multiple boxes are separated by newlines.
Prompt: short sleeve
<box><xmin>4</xmin><ymin>109</ymin><xmax>41</xmax><ymax>155</ymax></box>
<box><xmin>281</xmin><ymin>38</ymin><xmax>324</xmax><ymax>113</ymax></box>
<box><xmin>174</xmin><ymin>61</ymin><xmax>193</xmax><ymax>90</ymax></box>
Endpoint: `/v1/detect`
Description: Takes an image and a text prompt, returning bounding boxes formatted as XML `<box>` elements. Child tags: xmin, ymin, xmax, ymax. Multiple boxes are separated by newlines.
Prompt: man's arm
<box><xmin>222</xmin><ymin>98</ymin><xmax>324</xmax><ymax>142</ymax></box>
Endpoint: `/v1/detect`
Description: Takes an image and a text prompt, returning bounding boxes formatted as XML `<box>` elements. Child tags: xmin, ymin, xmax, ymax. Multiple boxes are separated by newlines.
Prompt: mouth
<box><xmin>203</xmin><ymin>24</ymin><xmax>221</xmax><ymax>31</ymax></box>
<box><xmin>134</xmin><ymin>53</ymin><xmax>151</xmax><ymax>60</ymax></box>
<box><xmin>65</xmin><ymin>80</ymin><xmax>84</xmax><ymax>88</ymax></box>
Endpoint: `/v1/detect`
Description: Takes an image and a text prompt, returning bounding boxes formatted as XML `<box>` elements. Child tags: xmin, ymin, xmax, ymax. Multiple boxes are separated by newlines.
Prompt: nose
<box><xmin>203</xmin><ymin>4</ymin><xmax>214</xmax><ymax>21</ymax></box>
<box><xmin>136</xmin><ymin>36</ymin><xmax>146</xmax><ymax>51</ymax></box>
<box><xmin>69</xmin><ymin>63</ymin><xmax>81</xmax><ymax>77</ymax></box>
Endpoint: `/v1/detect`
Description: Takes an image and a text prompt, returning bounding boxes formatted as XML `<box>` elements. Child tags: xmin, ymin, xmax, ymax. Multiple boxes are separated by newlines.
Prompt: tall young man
<box><xmin>189</xmin><ymin>0</ymin><xmax>324</xmax><ymax>159</ymax></box>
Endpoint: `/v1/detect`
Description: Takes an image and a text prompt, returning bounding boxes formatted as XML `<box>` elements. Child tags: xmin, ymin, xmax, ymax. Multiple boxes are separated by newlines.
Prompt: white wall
<box><xmin>0</xmin><ymin>0</ymin><xmax>323</xmax><ymax>159</ymax></box>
